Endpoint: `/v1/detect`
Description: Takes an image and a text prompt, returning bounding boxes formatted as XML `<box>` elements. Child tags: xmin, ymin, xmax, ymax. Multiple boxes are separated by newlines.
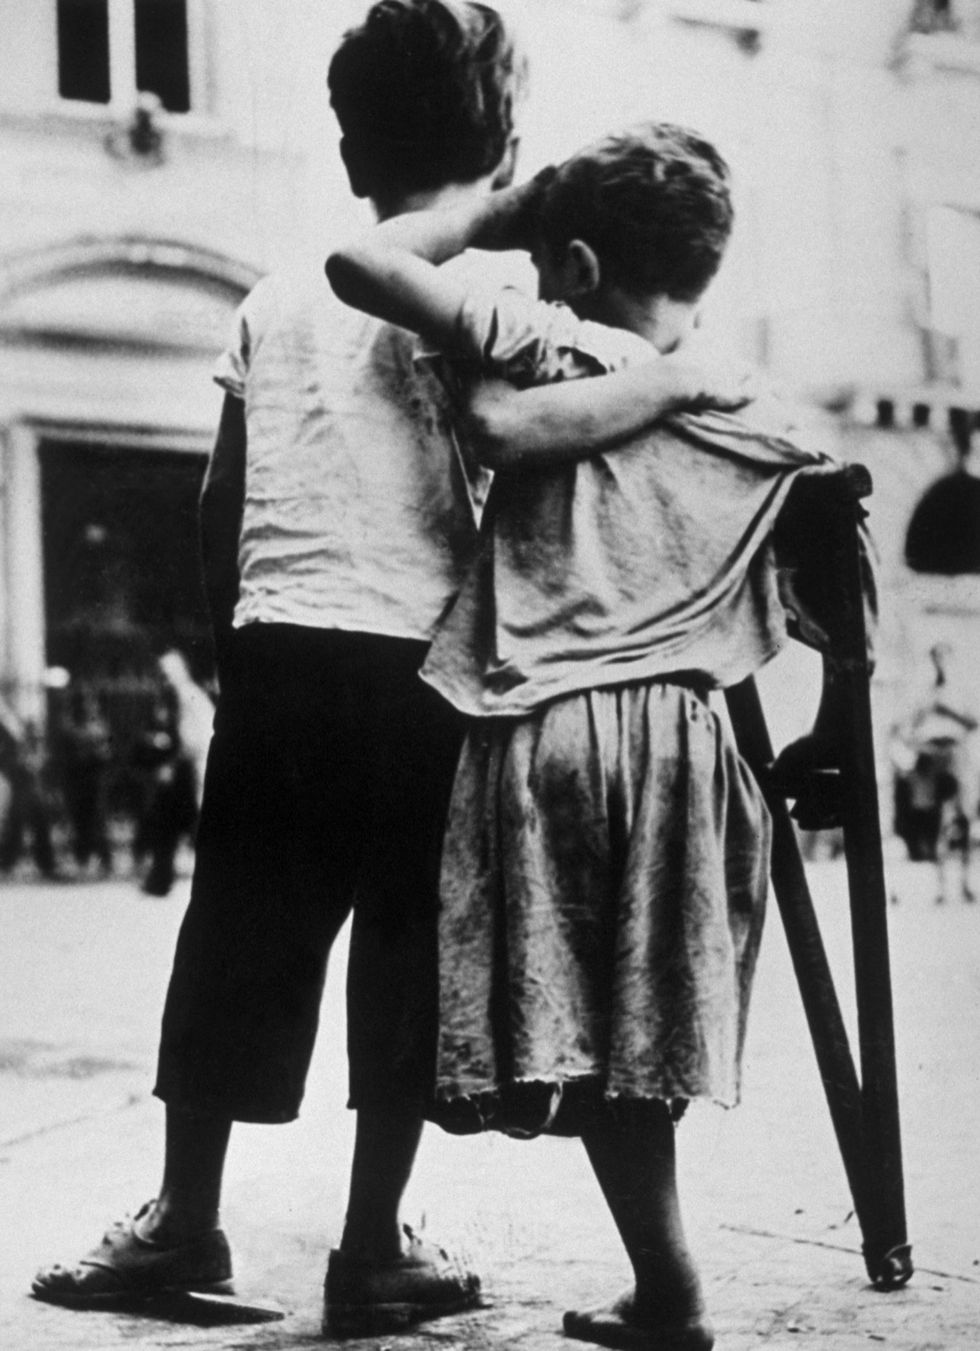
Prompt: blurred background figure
<box><xmin>0</xmin><ymin>699</ymin><xmax>59</xmax><ymax>881</ymax></box>
<box><xmin>890</xmin><ymin>642</ymin><xmax>979</xmax><ymax>902</ymax></box>
<box><xmin>158</xmin><ymin>650</ymin><xmax>213</xmax><ymax>812</ymax></box>
<box><xmin>59</xmin><ymin>683</ymin><xmax>113</xmax><ymax>878</ymax></box>
<box><xmin>135</xmin><ymin>650</ymin><xmax>213</xmax><ymax>897</ymax></box>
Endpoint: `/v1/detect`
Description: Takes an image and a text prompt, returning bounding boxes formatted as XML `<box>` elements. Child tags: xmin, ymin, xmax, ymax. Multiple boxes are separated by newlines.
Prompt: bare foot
<box><xmin>563</xmin><ymin>1290</ymin><xmax>714</xmax><ymax>1350</ymax></box>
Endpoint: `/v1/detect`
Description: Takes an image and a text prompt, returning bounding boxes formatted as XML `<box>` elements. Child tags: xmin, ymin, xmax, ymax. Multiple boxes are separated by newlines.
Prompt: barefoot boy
<box><xmin>328</xmin><ymin>122</ymin><xmax>828</xmax><ymax>1348</ymax></box>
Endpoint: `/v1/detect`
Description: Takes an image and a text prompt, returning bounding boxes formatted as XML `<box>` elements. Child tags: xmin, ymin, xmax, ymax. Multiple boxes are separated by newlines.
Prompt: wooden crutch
<box><xmin>725</xmin><ymin>465</ymin><xmax>913</xmax><ymax>1289</ymax></box>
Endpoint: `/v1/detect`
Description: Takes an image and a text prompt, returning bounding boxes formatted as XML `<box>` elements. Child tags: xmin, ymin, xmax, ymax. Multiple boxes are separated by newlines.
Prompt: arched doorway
<box><xmin>0</xmin><ymin>236</ymin><xmax>260</xmax><ymax>797</ymax></box>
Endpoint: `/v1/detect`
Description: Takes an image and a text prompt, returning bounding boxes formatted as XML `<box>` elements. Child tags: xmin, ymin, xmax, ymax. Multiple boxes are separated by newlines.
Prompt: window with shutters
<box><xmin>57</xmin><ymin>0</ymin><xmax>195</xmax><ymax>114</ymax></box>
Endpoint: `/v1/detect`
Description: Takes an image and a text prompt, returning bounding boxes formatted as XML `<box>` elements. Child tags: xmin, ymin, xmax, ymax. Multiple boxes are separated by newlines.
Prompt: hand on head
<box><xmin>470</xmin><ymin>164</ymin><xmax>558</xmax><ymax>254</ymax></box>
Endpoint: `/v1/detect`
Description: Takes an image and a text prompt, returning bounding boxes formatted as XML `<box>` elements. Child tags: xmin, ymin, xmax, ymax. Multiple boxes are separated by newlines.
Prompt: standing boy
<box><xmin>33</xmin><ymin>7</ymin><xmax>750</xmax><ymax>1334</ymax></box>
<box><xmin>33</xmin><ymin>2</ymin><xmax>524</xmax><ymax>1334</ymax></box>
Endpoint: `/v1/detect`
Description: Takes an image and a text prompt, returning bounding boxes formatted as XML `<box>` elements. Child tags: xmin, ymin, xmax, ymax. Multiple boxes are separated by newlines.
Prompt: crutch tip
<box><xmin>867</xmin><ymin>1242</ymin><xmax>914</xmax><ymax>1290</ymax></box>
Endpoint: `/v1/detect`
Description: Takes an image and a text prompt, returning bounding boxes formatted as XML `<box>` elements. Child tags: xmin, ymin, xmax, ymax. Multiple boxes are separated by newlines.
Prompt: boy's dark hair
<box><xmin>328</xmin><ymin>0</ymin><xmax>523</xmax><ymax>193</ymax></box>
<box><xmin>538</xmin><ymin>122</ymin><xmax>734</xmax><ymax>302</ymax></box>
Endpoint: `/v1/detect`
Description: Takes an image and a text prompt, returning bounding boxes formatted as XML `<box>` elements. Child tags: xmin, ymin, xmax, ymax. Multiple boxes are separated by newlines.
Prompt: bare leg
<box><xmin>584</xmin><ymin>1100</ymin><xmax>704</xmax><ymax>1323</ymax></box>
<box><xmin>323</xmin><ymin>1104</ymin><xmax>481</xmax><ymax>1337</ymax></box>
<box><xmin>136</xmin><ymin>1106</ymin><xmax>233</xmax><ymax>1243</ymax></box>
<box><xmin>565</xmin><ymin>1100</ymin><xmax>713</xmax><ymax>1349</ymax></box>
<box><xmin>339</xmin><ymin>1104</ymin><xmax>424</xmax><ymax>1260</ymax></box>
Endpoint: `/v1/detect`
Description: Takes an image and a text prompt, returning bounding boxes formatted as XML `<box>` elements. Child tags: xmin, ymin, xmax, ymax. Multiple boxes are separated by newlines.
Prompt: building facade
<box><xmin>0</xmin><ymin>0</ymin><xmax>368</xmax><ymax>721</ymax></box>
<box><xmin>1</xmin><ymin>0</ymin><xmax>978</xmax><ymax>764</ymax></box>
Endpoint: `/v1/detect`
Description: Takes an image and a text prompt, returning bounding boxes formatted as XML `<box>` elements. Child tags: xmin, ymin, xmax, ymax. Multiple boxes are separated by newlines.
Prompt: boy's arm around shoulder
<box><xmin>327</xmin><ymin>177</ymin><xmax>754</xmax><ymax>471</ymax></box>
<box><xmin>462</xmin><ymin>354</ymin><xmax>756</xmax><ymax>470</ymax></box>
<box><xmin>326</xmin><ymin>178</ymin><xmax>544</xmax><ymax>350</ymax></box>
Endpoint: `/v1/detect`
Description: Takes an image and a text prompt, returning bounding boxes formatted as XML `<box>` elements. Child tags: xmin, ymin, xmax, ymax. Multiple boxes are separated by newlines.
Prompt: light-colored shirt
<box><xmin>214</xmin><ymin>260</ymin><xmax>517</xmax><ymax>640</ymax></box>
<box><xmin>421</xmin><ymin>289</ymin><xmax>828</xmax><ymax>717</ymax></box>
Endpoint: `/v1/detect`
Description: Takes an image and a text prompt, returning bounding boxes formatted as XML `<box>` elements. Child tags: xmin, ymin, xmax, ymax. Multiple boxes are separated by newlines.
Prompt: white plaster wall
<box><xmin>0</xmin><ymin>0</ymin><xmax>58</xmax><ymax>112</ymax></box>
<box><xmin>0</xmin><ymin>0</ymin><xmax>975</xmax><ymax>388</ymax></box>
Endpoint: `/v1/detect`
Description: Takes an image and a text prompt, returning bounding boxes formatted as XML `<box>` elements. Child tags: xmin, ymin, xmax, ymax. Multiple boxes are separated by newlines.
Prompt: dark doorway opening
<box><xmin>40</xmin><ymin>440</ymin><xmax>212</xmax><ymax>678</ymax></box>
<box><xmin>39</xmin><ymin>440</ymin><xmax>213</xmax><ymax>812</ymax></box>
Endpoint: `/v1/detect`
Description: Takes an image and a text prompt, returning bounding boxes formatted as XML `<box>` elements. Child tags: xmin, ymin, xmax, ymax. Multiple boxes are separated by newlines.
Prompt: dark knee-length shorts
<box><xmin>153</xmin><ymin>624</ymin><xmax>462</xmax><ymax>1123</ymax></box>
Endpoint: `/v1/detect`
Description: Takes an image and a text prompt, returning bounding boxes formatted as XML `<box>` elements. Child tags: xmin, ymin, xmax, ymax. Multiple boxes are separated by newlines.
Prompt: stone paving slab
<box><xmin>10</xmin><ymin>1184</ymin><xmax>979</xmax><ymax>1351</ymax></box>
<box><xmin>2</xmin><ymin>863</ymin><xmax>978</xmax><ymax>1349</ymax></box>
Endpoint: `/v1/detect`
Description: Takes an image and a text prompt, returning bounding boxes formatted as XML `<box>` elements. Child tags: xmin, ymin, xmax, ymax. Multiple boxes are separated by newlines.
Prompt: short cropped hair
<box><xmin>328</xmin><ymin>0</ymin><xmax>523</xmax><ymax>192</ymax></box>
<box><xmin>538</xmin><ymin>122</ymin><xmax>734</xmax><ymax>302</ymax></box>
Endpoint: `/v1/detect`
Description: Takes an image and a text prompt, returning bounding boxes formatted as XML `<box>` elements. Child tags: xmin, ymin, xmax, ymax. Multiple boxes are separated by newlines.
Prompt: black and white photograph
<box><xmin>0</xmin><ymin>2</ymin><xmax>978</xmax><ymax>1348</ymax></box>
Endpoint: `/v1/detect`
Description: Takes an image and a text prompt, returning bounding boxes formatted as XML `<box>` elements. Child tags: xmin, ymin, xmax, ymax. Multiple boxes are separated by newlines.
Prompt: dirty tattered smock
<box><xmin>423</xmin><ymin>290</ymin><xmax>827</xmax><ymax>1129</ymax></box>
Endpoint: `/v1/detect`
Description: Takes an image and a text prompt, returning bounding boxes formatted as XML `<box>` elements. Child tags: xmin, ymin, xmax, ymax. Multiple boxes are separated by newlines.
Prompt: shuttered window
<box><xmin>57</xmin><ymin>0</ymin><xmax>192</xmax><ymax>113</ymax></box>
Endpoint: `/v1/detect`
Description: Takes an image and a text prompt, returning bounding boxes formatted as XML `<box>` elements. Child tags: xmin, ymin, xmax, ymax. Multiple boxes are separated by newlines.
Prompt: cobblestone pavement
<box><xmin>1</xmin><ymin>857</ymin><xmax>978</xmax><ymax>1350</ymax></box>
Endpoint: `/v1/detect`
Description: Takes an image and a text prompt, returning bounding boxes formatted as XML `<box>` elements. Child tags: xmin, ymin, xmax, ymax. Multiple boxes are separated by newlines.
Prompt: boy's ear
<box><xmin>339</xmin><ymin>137</ymin><xmax>372</xmax><ymax>200</ymax></box>
<box><xmin>561</xmin><ymin>239</ymin><xmax>602</xmax><ymax>298</ymax></box>
<box><xmin>491</xmin><ymin>135</ymin><xmax>521</xmax><ymax>190</ymax></box>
